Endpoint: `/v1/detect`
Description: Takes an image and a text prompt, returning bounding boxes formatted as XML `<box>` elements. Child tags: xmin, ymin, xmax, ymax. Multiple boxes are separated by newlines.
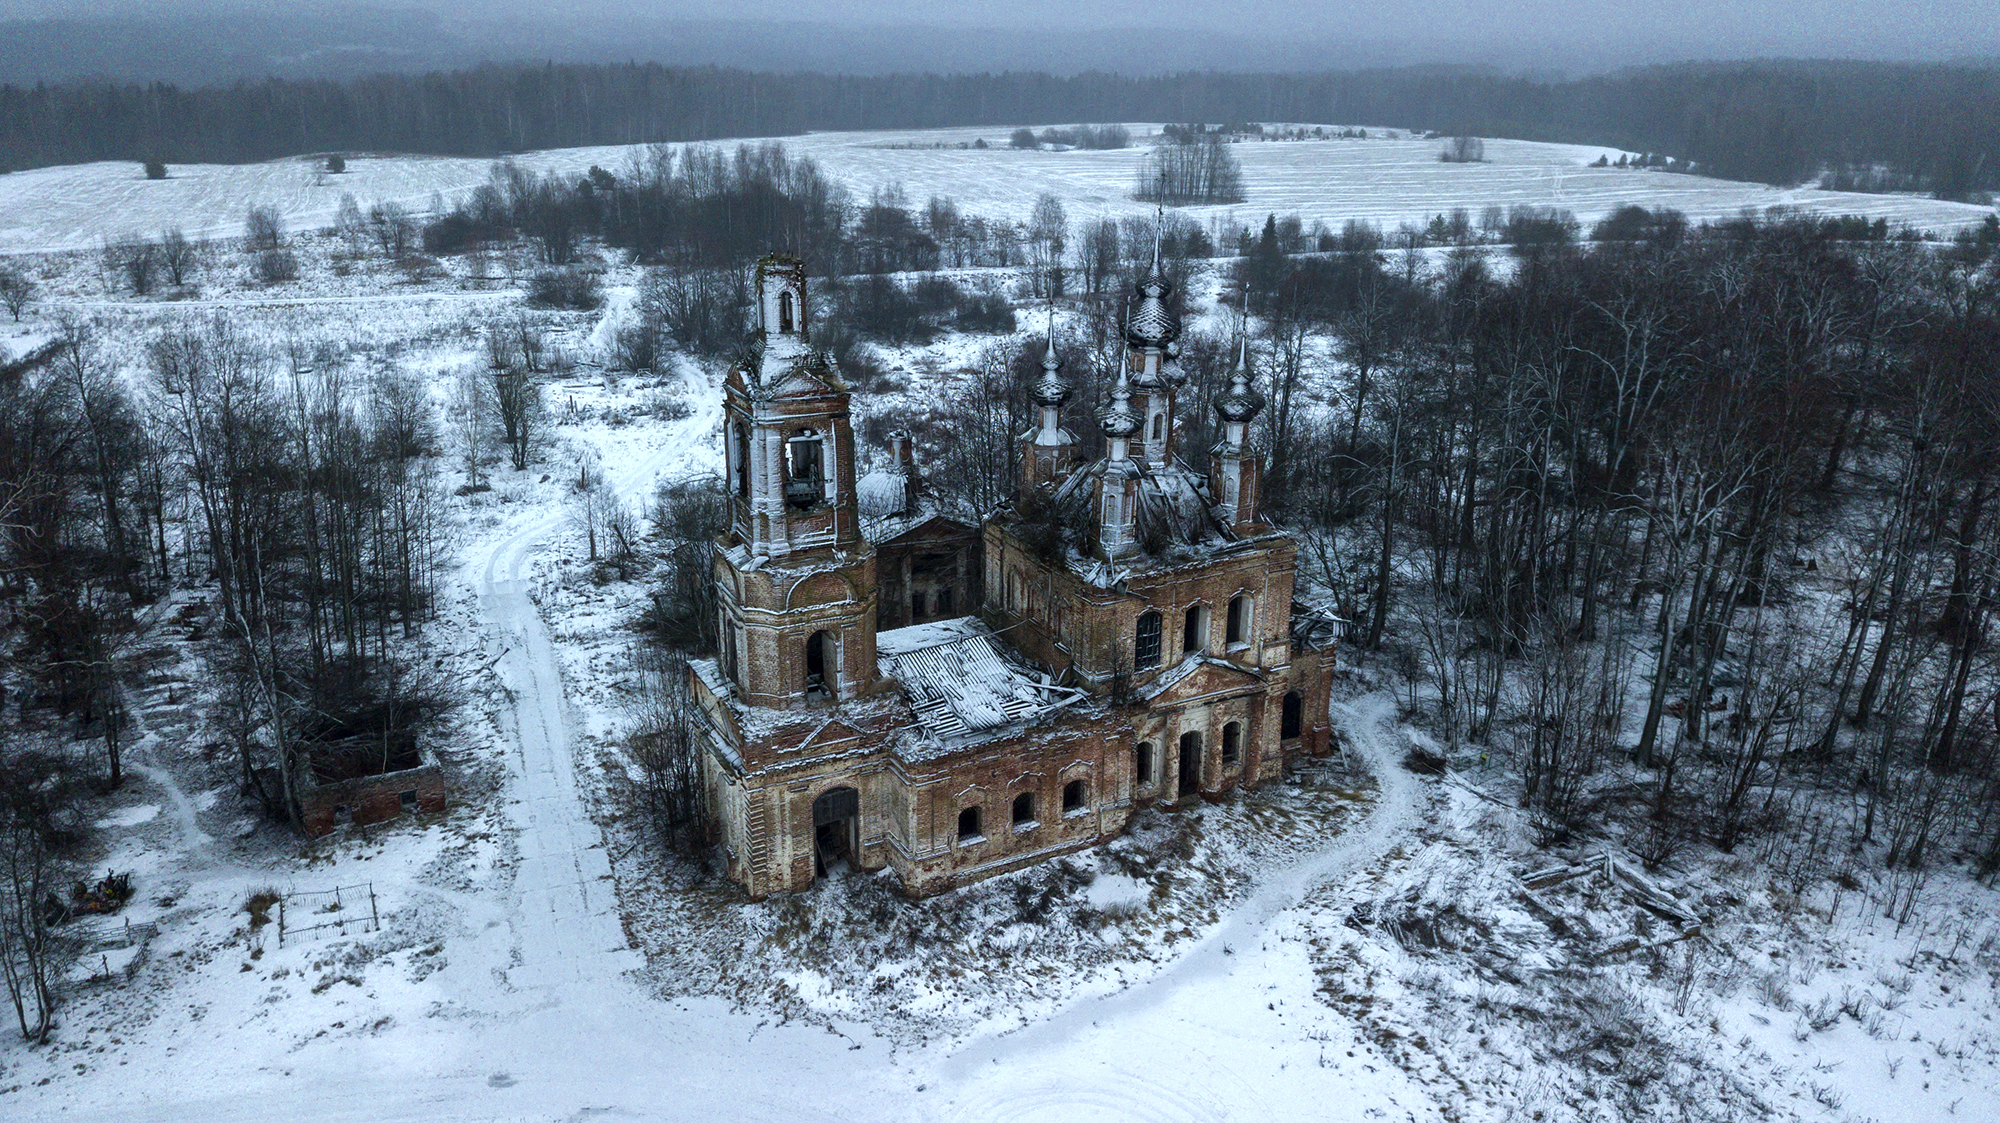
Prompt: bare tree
<box><xmin>0</xmin><ymin>266</ymin><xmax>35</xmax><ymax>321</ymax></box>
<box><xmin>1026</xmin><ymin>193</ymin><xmax>1068</xmax><ymax>298</ymax></box>
<box><xmin>158</xmin><ymin>228</ymin><xmax>197</xmax><ymax>287</ymax></box>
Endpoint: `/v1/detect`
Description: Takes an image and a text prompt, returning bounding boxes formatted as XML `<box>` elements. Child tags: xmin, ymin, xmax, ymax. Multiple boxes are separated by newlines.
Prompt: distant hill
<box><xmin>3</xmin><ymin>58</ymin><xmax>1998</xmax><ymax>200</ymax></box>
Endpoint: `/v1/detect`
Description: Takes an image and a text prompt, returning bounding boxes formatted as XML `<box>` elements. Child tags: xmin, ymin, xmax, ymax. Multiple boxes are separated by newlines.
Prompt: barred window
<box><xmin>1135</xmin><ymin>611</ymin><xmax>1163</xmax><ymax>669</ymax></box>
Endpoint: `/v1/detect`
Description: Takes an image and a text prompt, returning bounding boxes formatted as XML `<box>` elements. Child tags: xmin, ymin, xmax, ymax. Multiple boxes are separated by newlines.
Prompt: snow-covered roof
<box><xmin>856</xmin><ymin>463</ymin><xmax>912</xmax><ymax>519</ymax></box>
<box><xmin>876</xmin><ymin>617</ymin><xmax>1085</xmax><ymax>749</ymax></box>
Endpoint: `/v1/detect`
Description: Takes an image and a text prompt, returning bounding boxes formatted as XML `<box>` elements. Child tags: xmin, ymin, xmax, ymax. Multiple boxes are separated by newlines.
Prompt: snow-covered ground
<box><xmin>2</xmin><ymin>124</ymin><xmax>1993</xmax><ymax>255</ymax></box>
<box><xmin>6</xmin><ymin>141</ymin><xmax>2000</xmax><ymax>1122</ymax></box>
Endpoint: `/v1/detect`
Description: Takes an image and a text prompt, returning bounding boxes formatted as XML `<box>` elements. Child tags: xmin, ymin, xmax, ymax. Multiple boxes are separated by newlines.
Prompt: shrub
<box><xmin>254</xmin><ymin>248</ymin><xmax>299</xmax><ymax>283</ymax></box>
<box><xmin>1009</xmin><ymin>127</ymin><xmax>1038</xmax><ymax>149</ymax></box>
<box><xmin>524</xmin><ymin>268</ymin><xmax>603</xmax><ymax>311</ymax></box>
<box><xmin>325</xmin><ymin>153</ymin><xmax>346</xmax><ymax>174</ymax></box>
<box><xmin>143</xmin><ymin>158</ymin><xmax>167</xmax><ymax>180</ymax></box>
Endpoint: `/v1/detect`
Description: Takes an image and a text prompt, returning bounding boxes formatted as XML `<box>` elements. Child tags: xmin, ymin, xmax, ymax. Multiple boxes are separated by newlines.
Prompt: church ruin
<box><xmin>688</xmin><ymin>253</ymin><xmax>1338</xmax><ymax>898</ymax></box>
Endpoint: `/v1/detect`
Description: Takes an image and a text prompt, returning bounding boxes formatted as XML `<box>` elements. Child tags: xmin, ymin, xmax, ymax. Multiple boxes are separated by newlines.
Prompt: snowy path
<box><xmin>928</xmin><ymin>693</ymin><xmax>1436</xmax><ymax>1122</ymax></box>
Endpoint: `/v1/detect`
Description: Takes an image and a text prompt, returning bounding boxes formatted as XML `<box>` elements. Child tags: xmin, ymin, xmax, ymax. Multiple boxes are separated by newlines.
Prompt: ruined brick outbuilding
<box><xmin>689</xmin><ymin>253</ymin><xmax>1338</xmax><ymax>898</ymax></box>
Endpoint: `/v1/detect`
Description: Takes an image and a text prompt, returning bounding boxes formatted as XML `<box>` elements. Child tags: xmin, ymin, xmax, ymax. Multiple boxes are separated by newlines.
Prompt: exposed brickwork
<box><xmin>298</xmin><ymin>756</ymin><xmax>447</xmax><ymax>838</ymax></box>
<box><xmin>692</xmin><ymin>255</ymin><xmax>1339</xmax><ymax>899</ymax></box>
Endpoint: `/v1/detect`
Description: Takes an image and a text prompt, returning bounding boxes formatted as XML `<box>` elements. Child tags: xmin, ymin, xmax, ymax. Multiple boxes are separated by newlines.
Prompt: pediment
<box><xmin>875</xmin><ymin>514</ymin><xmax>978</xmax><ymax>549</ymax></box>
<box><xmin>787</xmin><ymin>716</ymin><xmax>868</xmax><ymax>756</ymax></box>
<box><xmin>1141</xmin><ymin>657</ymin><xmax>1264</xmax><ymax>708</ymax></box>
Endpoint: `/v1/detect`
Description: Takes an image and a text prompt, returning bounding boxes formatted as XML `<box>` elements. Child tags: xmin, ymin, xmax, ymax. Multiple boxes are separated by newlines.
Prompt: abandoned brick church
<box><xmin>688</xmin><ymin>253</ymin><xmax>1338</xmax><ymax>898</ymax></box>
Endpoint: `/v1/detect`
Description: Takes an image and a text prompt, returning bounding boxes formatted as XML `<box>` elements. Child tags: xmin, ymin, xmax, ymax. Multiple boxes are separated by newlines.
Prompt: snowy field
<box><xmin>4</xmin><ymin>134</ymin><xmax>2000</xmax><ymax>1123</ymax></box>
<box><xmin>1</xmin><ymin>123</ymin><xmax>1994</xmax><ymax>255</ymax></box>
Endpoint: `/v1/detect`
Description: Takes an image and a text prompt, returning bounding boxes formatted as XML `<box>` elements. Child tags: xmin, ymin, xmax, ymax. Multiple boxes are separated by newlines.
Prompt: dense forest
<box><xmin>4</xmin><ymin>59</ymin><xmax>2000</xmax><ymax>197</ymax></box>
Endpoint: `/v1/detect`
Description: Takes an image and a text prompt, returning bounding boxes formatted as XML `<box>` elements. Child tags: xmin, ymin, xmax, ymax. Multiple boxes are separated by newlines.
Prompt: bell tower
<box><xmin>715</xmin><ymin>255</ymin><xmax>881</xmax><ymax>709</ymax></box>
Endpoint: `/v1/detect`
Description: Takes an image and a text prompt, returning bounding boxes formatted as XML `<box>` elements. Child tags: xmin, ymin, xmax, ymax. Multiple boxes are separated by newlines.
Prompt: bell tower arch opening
<box><xmin>804</xmin><ymin>629</ymin><xmax>839</xmax><ymax>702</ymax></box>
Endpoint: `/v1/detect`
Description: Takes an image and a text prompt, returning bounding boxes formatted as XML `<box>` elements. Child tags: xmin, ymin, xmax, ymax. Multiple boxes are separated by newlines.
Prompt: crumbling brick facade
<box><xmin>297</xmin><ymin>753</ymin><xmax>447</xmax><ymax>838</ymax></box>
<box><xmin>691</xmin><ymin>254</ymin><xmax>1340</xmax><ymax>899</ymax></box>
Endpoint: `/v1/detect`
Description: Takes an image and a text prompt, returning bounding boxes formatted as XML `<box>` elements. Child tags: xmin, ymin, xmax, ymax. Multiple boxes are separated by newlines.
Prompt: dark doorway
<box><xmin>1282</xmin><ymin>691</ymin><xmax>1303</xmax><ymax>740</ymax></box>
<box><xmin>813</xmin><ymin>786</ymin><xmax>860</xmax><ymax>877</ymax></box>
<box><xmin>1178</xmin><ymin>730</ymin><xmax>1202</xmax><ymax>797</ymax></box>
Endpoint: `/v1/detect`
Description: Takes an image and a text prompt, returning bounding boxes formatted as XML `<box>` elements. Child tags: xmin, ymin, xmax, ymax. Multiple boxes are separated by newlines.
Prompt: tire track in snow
<box><xmin>474</xmin><ymin>383</ymin><xmax>717</xmax><ymax>989</ymax></box>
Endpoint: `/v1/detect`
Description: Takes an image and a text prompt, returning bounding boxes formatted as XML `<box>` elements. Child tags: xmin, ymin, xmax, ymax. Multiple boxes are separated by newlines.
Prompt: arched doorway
<box><xmin>1178</xmin><ymin>730</ymin><xmax>1202</xmax><ymax>797</ymax></box>
<box><xmin>812</xmin><ymin>786</ymin><xmax>860</xmax><ymax>878</ymax></box>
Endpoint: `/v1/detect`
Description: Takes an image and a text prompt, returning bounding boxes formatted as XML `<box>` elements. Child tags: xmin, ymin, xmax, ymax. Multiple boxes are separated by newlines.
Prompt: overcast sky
<box><xmin>5</xmin><ymin>0</ymin><xmax>1999</xmax><ymax>76</ymax></box>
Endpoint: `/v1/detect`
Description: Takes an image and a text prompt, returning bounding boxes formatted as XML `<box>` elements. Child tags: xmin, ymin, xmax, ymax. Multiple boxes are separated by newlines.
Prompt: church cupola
<box><xmin>757</xmin><ymin>254</ymin><xmax>808</xmax><ymax>339</ymax></box>
<box><xmin>1124</xmin><ymin>231</ymin><xmax>1181</xmax><ymax>466</ymax></box>
<box><xmin>1021</xmin><ymin>312</ymin><xmax>1079</xmax><ymax>494</ymax></box>
<box><xmin>1209</xmin><ymin>337</ymin><xmax>1267</xmax><ymax>533</ymax></box>
<box><xmin>1092</xmin><ymin>370</ymin><xmax>1144</xmax><ymax>560</ymax></box>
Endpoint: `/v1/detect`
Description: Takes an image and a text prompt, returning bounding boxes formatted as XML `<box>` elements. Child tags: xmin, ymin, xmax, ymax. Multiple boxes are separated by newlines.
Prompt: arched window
<box><xmin>1282</xmin><ymin>691</ymin><xmax>1303</xmax><ymax>740</ymax></box>
<box><xmin>722</xmin><ymin>618</ymin><xmax>740</xmax><ymax>686</ymax></box>
<box><xmin>1135</xmin><ymin>611</ymin><xmax>1163</xmax><ymax>669</ymax></box>
<box><xmin>1227</xmin><ymin>594</ymin><xmax>1251</xmax><ymax>645</ymax></box>
<box><xmin>1151</xmin><ymin>413</ymin><xmax>1164</xmax><ymax>442</ymax></box>
<box><xmin>779</xmin><ymin>290</ymin><xmax>795</xmax><ymax>333</ymax></box>
<box><xmin>1012</xmin><ymin>792</ymin><xmax>1036</xmax><ymax>826</ymax></box>
<box><xmin>1183</xmin><ymin>604</ymin><xmax>1208</xmax><ymax>654</ymax></box>
<box><xmin>785</xmin><ymin>429</ymin><xmax>824</xmax><ymax>508</ymax></box>
<box><xmin>805</xmin><ymin>629</ymin><xmax>835</xmax><ymax>699</ymax></box>
<box><xmin>1222</xmin><ymin>721</ymin><xmax>1242</xmax><ymax>764</ymax></box>
<box><xmin>1135</xmin><ymin>742</ymin><xmax>1155</xmax><ymax>785</ymax></box>
<box><xmin>733</xmin><ymin>423</ymin><xmax>751</xmax><ymax>499</ymax></box>
<box><xmin>957</xmin><ymin>806</ymin><xmax>982</xmax><ymax>841</ymax></box>
<box><xmin>1062</xmin><ymin>779</ymin><xmax>1087</xmax><ymax>813</ymax></box>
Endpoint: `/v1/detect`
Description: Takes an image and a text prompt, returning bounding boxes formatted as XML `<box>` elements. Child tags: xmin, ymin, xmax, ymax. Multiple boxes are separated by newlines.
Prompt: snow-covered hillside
<box><xmin>4</xmin><ymin>127</ymin><xmax>2000</xmax><ymax>1123</ymax></box>
<box><xmin>2</xmin><ymin>124</ymin><xmax>1992</xmax><ymax>255</ymax></box>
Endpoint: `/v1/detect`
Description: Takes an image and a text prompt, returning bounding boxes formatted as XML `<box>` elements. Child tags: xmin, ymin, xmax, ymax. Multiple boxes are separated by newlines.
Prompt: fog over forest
<box><xmin>1</xmin><ymin>0</ymin><xmax>1998</xmax><ymax>84</ymax></box>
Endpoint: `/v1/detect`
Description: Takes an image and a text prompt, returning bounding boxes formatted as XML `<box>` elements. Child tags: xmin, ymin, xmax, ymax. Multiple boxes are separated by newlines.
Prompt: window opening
<box><xmin>779</xmin><ymin>290</ymin><xmax>794</xmax><ymax>333</ymax></box>
<box><xmin>805</xmin><ymin>630</ymin><xmax>834</xmax><ymax>699</ymax></box>
<box><xmin>1282</xmin><ymin>691</ymin><xmax>1304</xmax><ymax>740</ymax></box>
<box><xmin>1136</xmin><ymin>742</ymin><xmax>1155</xmax><ymax>785</ymax></box>
<box><xmin>1151</xmin><ymin>413</ymin><xmax>1163</xmax><ymax>441</ymax></box>
<box><xmin>734</xmin><ymin>424</ymin><xmax>751</xmax><ymax>499</ymax></box>
<box><xmin>1012</xmin><ymin>792</ymin><xmax>1035</xmax><ymax>826</ymax></box>
<box><xmin>1183</xmin><ymin>604</ymin><xmax>1206</xmax><ymax>654</ymax></box>
<box><xmin>1062</xmin><ymin>779</ymin><xmax>1087</xmax><ymax>813</ymax></box>
<box><xmin>1227</xmin><ymin>595</ymin><xmax>1250</xmax><ymax>644</ymax></box>
<box><xmin>785</xmin><ymin>429</ymin><xmax>824</xmax><ymax>508</ymax></box>
<box><xmin>911</xmin><ymin>591</ymin><xmax>926</xmax><ymax>620</ymax></box>
<box><xmin>1222</xmin><ymin>721</ymin><xmax>1242</xmax><ymax>764</ymax></box>
<box><xmin>1135</xmin><ymin>611</ymin><xmax>1162</xmax><ymax>669</ymax></box>
<box><xmin>957</xmin><ymin>806</ymin><xmax>982</xmax><ymax>841</ymax></box>
<box><xmin>938</xmin><ymin>587</ymin><xmax>954</xmax><ymax>615</ymax></box>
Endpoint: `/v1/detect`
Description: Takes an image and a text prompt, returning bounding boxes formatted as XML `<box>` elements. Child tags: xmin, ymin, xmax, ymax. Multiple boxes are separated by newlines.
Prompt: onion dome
<box><xmin>1124</xmin><ymin>223</ymin><xmax>1180</xmax><ymax>349</ymax></box>
<box><xmin>1096</xmin><ymin>372</ymin><xmax>1141</xmax><ymax>439</ymax></box>
<box><xmin>1033</xmin><ymin>313</ymin><xmax>1069</xmax><ymax>407</ymax></box>
<box><xmin>1124</xmin><ymin>265</ymin><xmax>1180</xmax><ymax>349</ymax></box>
<box><xmin>1213</xmin><ymin>346</ymin><xmax>1266</xmax><ymax>424</ymax></box>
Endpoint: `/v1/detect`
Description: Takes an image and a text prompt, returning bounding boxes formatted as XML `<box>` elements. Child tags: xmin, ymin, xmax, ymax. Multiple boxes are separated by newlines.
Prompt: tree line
<box><xmin>7</xmin><ymin>59</ymin><xmax>2000</xmax><ymax>197</ymax></box>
